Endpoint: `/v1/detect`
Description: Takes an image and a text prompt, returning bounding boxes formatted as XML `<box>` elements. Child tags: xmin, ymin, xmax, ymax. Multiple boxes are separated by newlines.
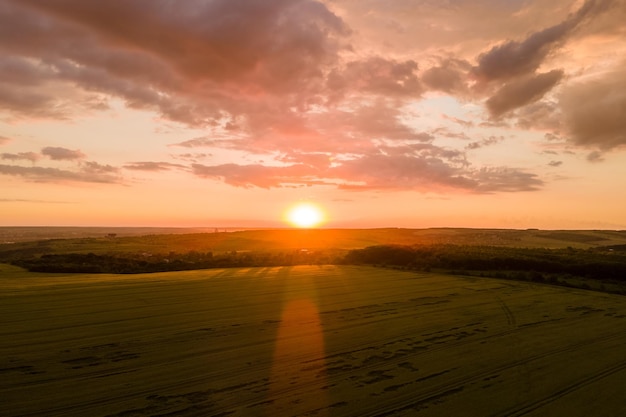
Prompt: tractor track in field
<box><xmin>6</xmin><ymin>266</ymin><xmax>626</xmax><ymax>417</ymax></box>
<box><xmin>354</xmin><ymin>331</ymin><xmax>626</xmax><ymax>417</ymax></box>
<box><xmin>12</xmin><ymin>295</ymin><xmax>600</xmax><ymax>417</ymax></box>
<box><xmin>204</xmin><ymin>319</ymin><xmax>625</xmax><ymax>416</ymax></box>
<box><xmin>494</xmin><ymin>360</ymin><xmax>626</xmax><ymax>417</ymax></box>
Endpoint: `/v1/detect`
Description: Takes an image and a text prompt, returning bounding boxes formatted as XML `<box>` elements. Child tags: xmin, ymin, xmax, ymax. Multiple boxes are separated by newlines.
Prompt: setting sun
<box><xmin>285</xmin><ymin>202</ymin><xmax>326</xmax><ymax>228</ymax></box>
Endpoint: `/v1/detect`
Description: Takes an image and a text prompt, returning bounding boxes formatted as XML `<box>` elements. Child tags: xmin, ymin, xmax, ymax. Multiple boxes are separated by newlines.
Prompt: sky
<box><xmin>1</xmin><ymin>0</ymin><xmax>625</xmax><ymax>229</ymax></box>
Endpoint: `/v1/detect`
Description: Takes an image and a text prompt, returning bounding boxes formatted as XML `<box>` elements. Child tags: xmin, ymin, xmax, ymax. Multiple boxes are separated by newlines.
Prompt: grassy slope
<box><xmin>2</xmin><ymin>265</ymin><xmax>626</xmax><ymax>416</ymax></box>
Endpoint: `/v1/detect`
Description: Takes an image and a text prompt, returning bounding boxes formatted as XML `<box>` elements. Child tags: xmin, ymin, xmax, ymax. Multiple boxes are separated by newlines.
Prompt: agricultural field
<box><xmin>2</xmin><ymin>264</ymin><xmax>626</xmax><ymax>416</ymax></box>
<box><xmin>2</xmin><ymin>228</ymin><xmax>626</xmax><ymax>258</ymax></box>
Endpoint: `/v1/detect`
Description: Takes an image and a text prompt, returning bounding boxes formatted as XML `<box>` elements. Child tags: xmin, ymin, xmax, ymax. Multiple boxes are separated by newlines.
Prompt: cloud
<box><xmin>171</xmin><ymin>137</ymin><xmax>224</xmax><ymax>149</ymax></box>
<box><xmin>473</xmin><ymin>167</ymin><xmax>544</xmax><ymax>192</ymax></box>
<box><xmin>548</xmin><ymin>160</ymin><xmax>563</xmax><ymax>167</ymax></box>
<box><xmin>41</xmin><ymin>146</ymin><xmax>86</xmax><ymax>161</ymax></box>
<box><xmin>124</xmin><ymin>161</ymin><xmax>185</xmax><ymax>172</ymax></box>
<box><xmin>5</xmin><ymin>0</ymin><xmax>617</xmax><ymax>197</ymax></box>
<box><xmin>466</xmin><ymin>136</ymin><xmax>505</xmax><ymax>150</ymax></box>
<box><xmin>422</xmin><ymin>58</ymin><xmax>471</xmax><ymax>95</ymax></box>
<box><xmin>587</xmin><ymin>151</ymin><xmax>605</xmax><ymax>162</ymax></box>
<box><xmin>486</xmin><ymin>70</ymin><xmax>564</xmax><ymax>117</ymax></box>
<box><xmin>0</xmin><ymin>83</ymin><xmax>69</xmax><ymax>119</ymax></box>
<box><xmin>560</xmin><ymin>64</ymin><xmax>626</xmax><ymax>150</ymax></box>
<box><xmin>191</xmin><ymin>144</ymin><xmax>542</xmax><ymax>193</ymax></box>
<box><xmin>0</xmin><ymin>0</ymin><xmax>353</xmax><ymax>131</ymax></box>
<box><xmin>192</xmin><ymin>163</ymin><xmax>320</xmax><ymax>188</ymax></box>
<box><xmin>0</xmin><ymin>163</ymin><xmax>122</xmax><ymax>184</ymax></box>
<box><xmin>473</xmin><ymin>0</ymin><xmax>612</xmax><ymax>83</ymax></box>
<box><xmin>0</xmin><ymin>136</ymin><xmax>11</xmax><ymax>145</ymax></box>
<box><xmin>441</xmin><ymin>115</ymin><xmax>474</xmax><ymax>129</ymax></box>
<box><xmin>80</xmin><ymin>161</ymin><xmax>119</xmax><ymax>174</ymax></box>
<box><xmin>1</xmin><ymin>152</ymin><xmax>40</xmax><ymax>162</ymax></box>
<box><xmin>327</xmin><ymin>57</ymin><xmax>422</xmax><ymax>99</ymax></box>
<box><xmin>515</xmin><ymin>101</ymin><xmax>562</xmax><ymax>132</ymax></box>
<box><xmin>329</xmin><ymin>152</ymin><xmax>474</xmax><ymax>191</ymax></box>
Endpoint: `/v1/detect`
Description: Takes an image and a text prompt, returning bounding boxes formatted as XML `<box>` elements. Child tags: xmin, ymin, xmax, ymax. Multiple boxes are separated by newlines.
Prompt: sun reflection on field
<box><xmin>268</xmin><ymin>297</ymin><xmax>328</xmax><ymax>416</ymax></box>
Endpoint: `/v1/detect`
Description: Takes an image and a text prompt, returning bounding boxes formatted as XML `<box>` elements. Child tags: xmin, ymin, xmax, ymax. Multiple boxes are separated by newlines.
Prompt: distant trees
<box><xmin>10</xmin><ymin>249</ymin><xmax>338</xmax><ymax>274</ymax></box>
<box><xmin>343</xmin><ymin>244</ymin><xmax>626</xmax><ymax>282</ymax></box>
<box><xmin>7</xmin><ymin>243</ymin><xmax>626</xmax><ymax>294</ymax></box>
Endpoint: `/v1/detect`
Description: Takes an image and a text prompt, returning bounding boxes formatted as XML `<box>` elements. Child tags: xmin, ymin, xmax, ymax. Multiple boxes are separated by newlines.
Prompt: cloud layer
<box><xmin>1</xmin><ymin>0</ymin><xmax>625</xmax><ymax>193</ymax></box>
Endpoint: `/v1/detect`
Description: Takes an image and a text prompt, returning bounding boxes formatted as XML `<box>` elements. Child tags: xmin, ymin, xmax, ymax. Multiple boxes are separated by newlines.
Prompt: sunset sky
<box><xmin>1</xmin><ymin>0</ymin><xmax>625</xmax><ymax>229</ymax></box>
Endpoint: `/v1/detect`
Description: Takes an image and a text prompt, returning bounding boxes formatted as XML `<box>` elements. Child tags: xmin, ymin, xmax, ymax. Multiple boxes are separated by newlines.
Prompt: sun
<box><xmin>285</xmin><ymin>202</ymin><xmax>326</xmax><ymax>228</ymax></box>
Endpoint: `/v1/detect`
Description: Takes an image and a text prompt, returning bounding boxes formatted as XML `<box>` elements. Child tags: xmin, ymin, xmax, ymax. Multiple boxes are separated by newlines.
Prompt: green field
<box><xmin>2</xmin><ymin>264</ymin><xmax>626</xmax><ymax>416</ymax></box>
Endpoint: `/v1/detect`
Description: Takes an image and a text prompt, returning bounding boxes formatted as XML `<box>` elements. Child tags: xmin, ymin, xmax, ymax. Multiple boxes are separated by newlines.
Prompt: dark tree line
<box><xmin>10</xmin><ymin>249</ymin><xmax>339</xmax><ymax>274</ymax></box>
<box><xmin>342</xmin><ymin>244</ymin><xmax>626</xmax><ymax>282</ymax></box>
<box><xmin>8</xmin><ymin>244</ymin><xmax>626</xmax><ymax>288</ymax></box>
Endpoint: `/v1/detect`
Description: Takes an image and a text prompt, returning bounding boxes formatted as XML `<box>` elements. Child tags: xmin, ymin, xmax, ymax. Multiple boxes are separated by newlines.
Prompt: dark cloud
<box><xmin>560</xmin><ymin>64</ymin><xmax>626</xmax><ymax>150</ymax></box>
<box><xmin>124</xmin><ymin>161</ymin><xmax>185</xmax><ymax>172</ymax></box>
<box><xmin>548</xmin><ymin>160</ymin><xmax>563</xmax><ymax>167</ymax></box>
<box><xmin>0</xmin><ymin>136</ymin><xmax>10</xmax><ymax>145</ymax></box>
<box><xmin>486</xmin><ymin>70</ymin><xmax>564</xmax><ymax>117</ymax></box>
<box><xmin>41</xmin><ymin>146</ymin><xmax>86</xmax><ymax>160</ymax></box>
<box><xmin>0</xmin><ymin>83</ymin><xmax>68</xmax><ymax>119</ymax></box>
<box><xmin>473</xmin><ymin>0</ymin><xmax>612</xmax><ymax>82</ymax></box>
<box><xmin>0</xmin><ymin>56</ymin><xmax>49</xmax><ymax>85</ymax></box>
<box><xmin>421</xmin><ymin>58</ymin><xmax>471</xmax><ymax>95</ymax></box>
<box><xmin>14</xmin><ymin>0</ymin><xmax>349</xmax><ymax>90</ymax></box>
<box><xmin>0</xmin><ymin>163</ymin><xmax>121</xmax><ymax>184</ymax></box>
<box><xmin>1</xmin><ymin>152</ymin><xmax>40</xmax><ymax>162</ymax></box>
<box><xmin>0</xmin><ymin>0</ymin><xmax>350</xmax><ymax>127</ymax></box>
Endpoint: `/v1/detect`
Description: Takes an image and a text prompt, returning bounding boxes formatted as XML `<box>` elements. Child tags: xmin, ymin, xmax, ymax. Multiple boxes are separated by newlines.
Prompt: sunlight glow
<box><xmin>285</xmin><ymin>202</ymin><xmax>325</xmax><ymax>228</ymax></box>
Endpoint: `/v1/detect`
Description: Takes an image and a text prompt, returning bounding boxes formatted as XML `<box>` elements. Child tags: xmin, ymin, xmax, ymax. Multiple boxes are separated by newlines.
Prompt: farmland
<box><xmin>2</xmin><ymin>264</ymin><xmax>626</xmax><ymax>416</ymax></box>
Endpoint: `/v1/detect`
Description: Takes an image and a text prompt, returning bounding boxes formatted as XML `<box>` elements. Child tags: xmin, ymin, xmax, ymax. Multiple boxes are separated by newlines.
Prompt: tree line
<box><xmin>7</xmin><ymin>244</ymin><xmax>626</xmax><ymax>287</ymax></box>
<box><xmin>342</xmin><ymin>244</ymin><xmax>626</xmax><ymax>282</ymax></box>
<box><xmin>9</xmin><ymin>249</ymin><xmax>339</xmax><ymax>274</ymax></box>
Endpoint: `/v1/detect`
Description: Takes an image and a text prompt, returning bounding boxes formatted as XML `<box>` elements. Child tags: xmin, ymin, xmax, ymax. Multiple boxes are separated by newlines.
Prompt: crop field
<box><xmin>2</xmin><ymin>264</ymin><xmax>626</xmax><ymax>416</ymax></box>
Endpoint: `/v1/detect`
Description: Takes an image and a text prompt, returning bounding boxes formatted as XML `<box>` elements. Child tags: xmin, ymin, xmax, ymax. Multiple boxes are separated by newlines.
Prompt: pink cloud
<box><xmin>3</xmin><ymin>0</ymin><xmax>621</xmax><ymax>197</ymax></box>
<box><xmin>191</xmin><ymin>144</ymin><xmax>541</xmax><ymax>193</ymax></box>
<box><xmin>327</xmin><ymin>57</ymin><xmax>422</xmax><ymax>100</ymax></box>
